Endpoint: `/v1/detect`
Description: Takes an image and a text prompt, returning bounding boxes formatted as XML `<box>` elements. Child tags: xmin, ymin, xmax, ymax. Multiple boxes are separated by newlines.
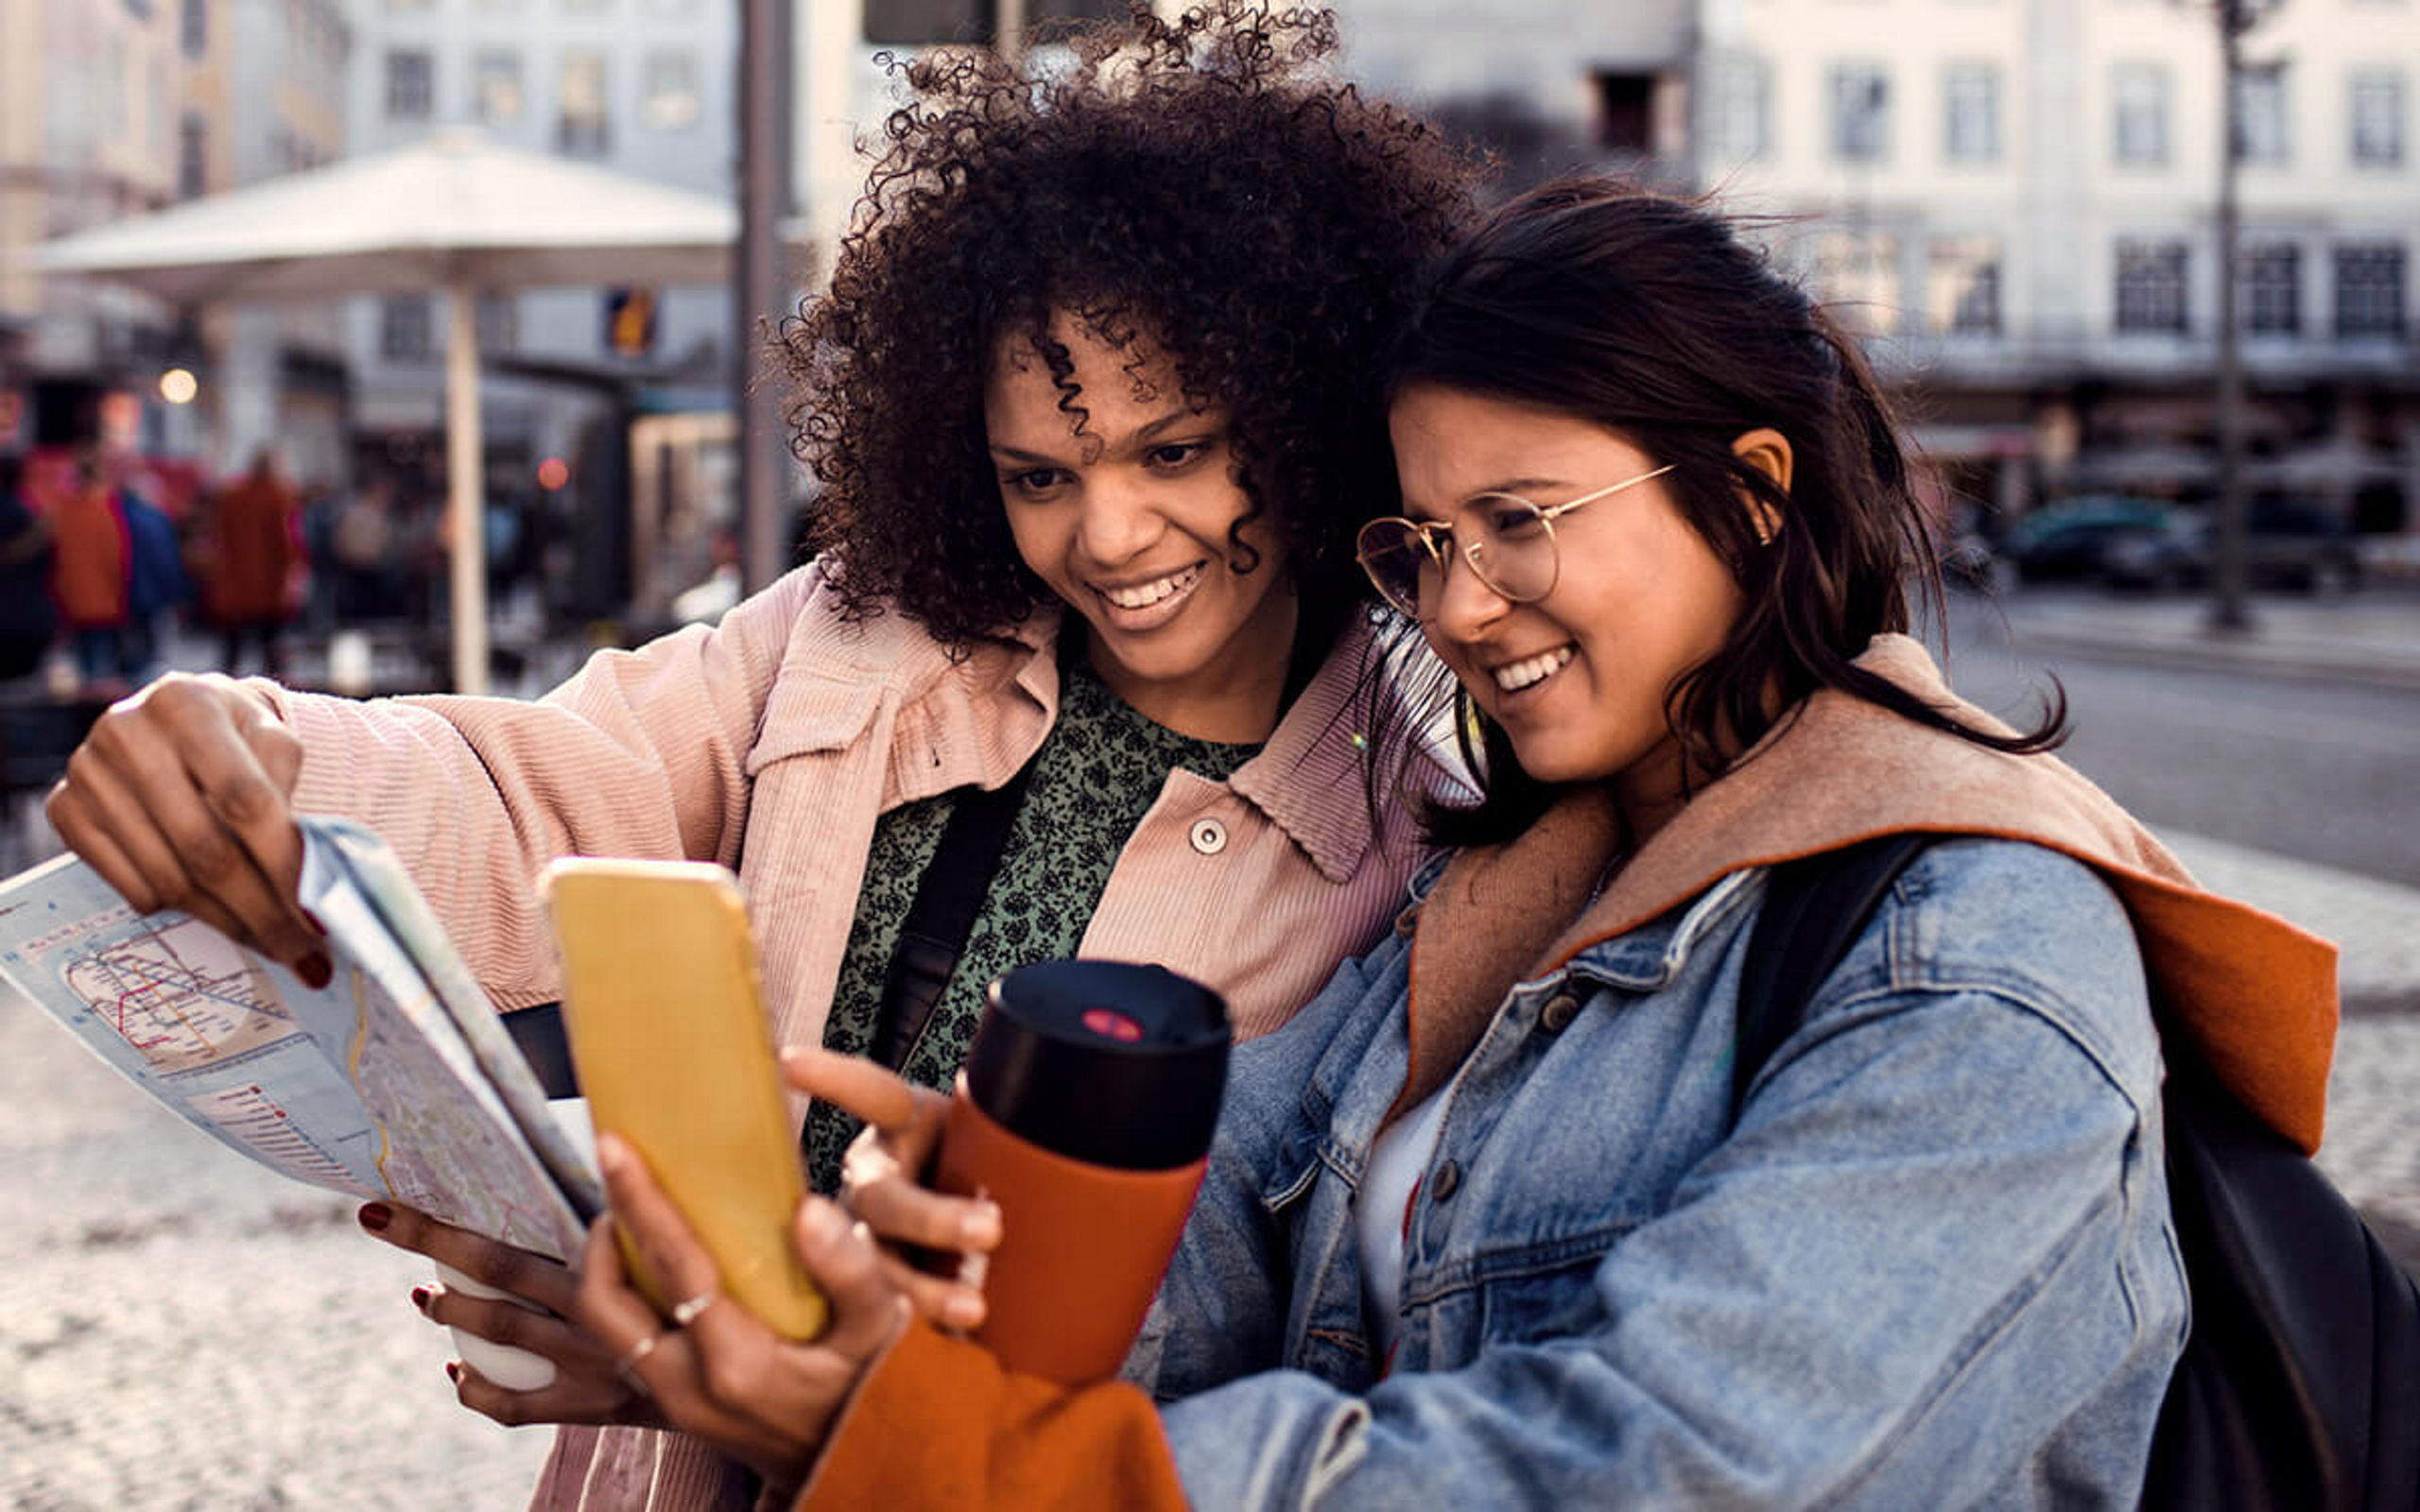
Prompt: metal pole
<box><xmin>2209</xmin><ymin>0</ymin><xmax>2254</xmax><ymax>632</ymax></box>
<box><xmin>735</xmin><ymin>0</ymin><xmax>794</xmax><ymax>595</ymax></box>
<box><xmin>445</xmin><ymin>278</ymin><xmax>490</xmax><ymax>696</ymax></box>
<box><xmin>996</xmin><ymin>0</ymin><xmax>1028</xmax><ymax>58</ymax></box>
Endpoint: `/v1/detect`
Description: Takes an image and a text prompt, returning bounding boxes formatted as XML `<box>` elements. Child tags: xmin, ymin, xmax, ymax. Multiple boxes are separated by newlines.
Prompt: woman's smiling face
<box><xmin>987</xmin><ymin>316</ymin><xmax>1298</xmax><ymax>742</ymax></box>
<box><xmin>1388</xmin><ymin>383</ymin><xmax>1748</xmax><ymax>812</ymax></box>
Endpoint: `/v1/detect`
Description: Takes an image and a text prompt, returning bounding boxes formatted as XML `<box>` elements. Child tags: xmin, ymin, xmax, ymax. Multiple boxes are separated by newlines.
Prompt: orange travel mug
<box><xmin>930</xmin><ymin>960</ymin><xmax>1230</xmax><ymax>1386</ymax></box>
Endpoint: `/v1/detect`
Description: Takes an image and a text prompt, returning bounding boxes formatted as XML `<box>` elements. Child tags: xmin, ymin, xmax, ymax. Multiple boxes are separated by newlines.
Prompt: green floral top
<box><xmin>803</xmin><ymin>651</ymin><xmax>1260</xmax><ymax>1193</ymax></box>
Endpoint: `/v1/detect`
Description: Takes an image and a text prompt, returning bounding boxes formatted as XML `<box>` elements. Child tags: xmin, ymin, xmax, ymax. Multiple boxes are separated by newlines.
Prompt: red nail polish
<box><xmin>301</xmin><ymin>908</ymin><xmax>326</xmax><ymax>936</ymax></box>
<box><xmin>445</xmin><ymin>1361</ymin><xmax>461</xmax><ymax>1384</ymax></box>
<box><xmin>299</xmin><ymin>953</ymin><xmax>333</xmax><ymax>990</ymax></box>
<box><xmin>409</xmin><ymin>1286</ymin><xmax>431</xmax><ymax>1312</ymax></box>
<box><xmin>357</xmin><ymin>1202</ymin><xmax>392</xmax><ymax>1232</ymax></box>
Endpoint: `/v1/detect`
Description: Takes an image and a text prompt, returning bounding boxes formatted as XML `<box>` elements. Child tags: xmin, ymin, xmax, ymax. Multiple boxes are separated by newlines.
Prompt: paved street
<box><xmin>1</xmin><ymin>584</ymin><xmax>2415</xmax><ymax>1507</ymax></box>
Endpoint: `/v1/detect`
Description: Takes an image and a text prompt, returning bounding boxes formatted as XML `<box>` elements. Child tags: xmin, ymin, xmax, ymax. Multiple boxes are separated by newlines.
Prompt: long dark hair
<box><xmin>1380</xmin><ymin>178</ymin><xmax>2065</xmax><ymax>846</ymax></box>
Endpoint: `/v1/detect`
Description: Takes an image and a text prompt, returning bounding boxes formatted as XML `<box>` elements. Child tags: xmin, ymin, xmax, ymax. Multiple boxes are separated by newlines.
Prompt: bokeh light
<box><xmin>537</xmin><ymin>456</ymin><xmax>570</xmax><ymax>490</ymax></box>
<box><xmin>159</xmin><ymin>368</ymin><xmax>199</xmax><ymax>405</ymax></box>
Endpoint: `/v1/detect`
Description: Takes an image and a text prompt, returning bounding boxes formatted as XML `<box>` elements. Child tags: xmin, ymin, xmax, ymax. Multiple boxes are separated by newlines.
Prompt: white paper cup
<box><xmin>433</xmin><ymin>1261</ymin><xmax>559</xmax><ymax>1391</ymax></box>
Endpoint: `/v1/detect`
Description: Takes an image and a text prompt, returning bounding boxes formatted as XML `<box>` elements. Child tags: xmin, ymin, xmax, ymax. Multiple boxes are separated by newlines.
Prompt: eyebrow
<box><xmin>988</xmin><ymin>406</ymin><xmax>1218</xmax><ymax>465</ymax></box>
<box><xmin>1405</xmin><ymin>475</ymin><xmax>1569</xmax><ymax>521</ymax></box>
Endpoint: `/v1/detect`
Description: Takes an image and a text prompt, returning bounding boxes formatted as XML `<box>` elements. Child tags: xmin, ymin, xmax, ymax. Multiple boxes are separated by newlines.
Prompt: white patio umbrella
<box><xmin>28</xmin><ymin>129</ymin><xmax>739</xmax><ymax>695</ymax></box>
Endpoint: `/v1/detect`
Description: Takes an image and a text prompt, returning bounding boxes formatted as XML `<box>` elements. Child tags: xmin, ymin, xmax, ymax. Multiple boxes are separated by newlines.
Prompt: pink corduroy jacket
<box><xmin>259</xmin><ymin>559</ymin><xmax>1443</xmax><ymax>1512</ymax></box>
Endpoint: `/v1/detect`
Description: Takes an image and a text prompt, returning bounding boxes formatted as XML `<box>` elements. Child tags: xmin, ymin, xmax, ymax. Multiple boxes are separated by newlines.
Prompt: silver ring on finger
<box><xmin>669</xmin><ymin>1290</ymin><xmax>719</xmax><ymax>1328</ymax></box>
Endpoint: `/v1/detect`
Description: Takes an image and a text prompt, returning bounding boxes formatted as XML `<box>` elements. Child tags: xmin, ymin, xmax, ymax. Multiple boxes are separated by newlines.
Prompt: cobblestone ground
<box><xmin>0</xmin><ymin>996</ymin><xmax>550</xmax><ymax>1510</ymax></box>
<box><xmin>3</xmin><ymin>829</ymin><xmax>2413</xmax><ymax>1506</ymax></box>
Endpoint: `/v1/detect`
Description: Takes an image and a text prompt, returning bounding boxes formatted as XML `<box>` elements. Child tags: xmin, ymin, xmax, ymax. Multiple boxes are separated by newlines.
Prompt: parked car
<box><xmin>2099</xmin><ymin>498</ymin><xmax>2363</xmax><ymax>595</ymax></box>
<box><xmin>2000</xmin><ymin>496</ymin><xmax>2180</xmax><ymax>584</ymax></box>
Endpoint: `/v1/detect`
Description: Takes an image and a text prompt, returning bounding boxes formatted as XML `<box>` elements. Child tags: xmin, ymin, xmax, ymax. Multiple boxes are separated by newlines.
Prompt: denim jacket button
<box><xmin>1538</xmin><ymin>990</ymin><xmax>1582</xmax><ymax>1033</ymax></box>
<box><xmin>1429</xmin><ymin>1159</ymin><xmax>1461</xmax><ymax>1203</ymax></box>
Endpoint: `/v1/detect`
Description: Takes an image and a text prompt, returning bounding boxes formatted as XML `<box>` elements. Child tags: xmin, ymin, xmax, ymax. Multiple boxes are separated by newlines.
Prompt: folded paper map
<box><xmin>0</xmin><ymin>816</ymin><xmax>600</xmax><ymax>1262</ymax></box>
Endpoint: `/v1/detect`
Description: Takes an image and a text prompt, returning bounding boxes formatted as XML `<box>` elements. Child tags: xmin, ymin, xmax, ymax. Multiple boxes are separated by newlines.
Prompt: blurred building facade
<box><xmin>0</xmin><ymin>0</ymin><xmax>349</xmax><ymax>479</ymax></box>
<box><xmin>1694</xmin><ymin>0</ymin><xmax>2416</xmax><ymax>536</ymax></box>
<box><xmin>0</xmin><ymin>0</ymin><xmax>185</xmax><ymax>457</ymax></box>
<box><xmin>342</xmin><ymin>0</ymin><xmax>739</xmax><ymax>506</ymax></box>
<box><xmin>183</xmin><ymin>0</ymin><xmax>354</xmax><ymax>482</ymax></box>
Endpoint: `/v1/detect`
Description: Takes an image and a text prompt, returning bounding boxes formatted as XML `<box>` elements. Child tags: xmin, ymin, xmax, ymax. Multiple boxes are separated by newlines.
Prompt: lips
<box><xmin>1088</xmin><ymin>560</ymin><xmax>1208</xmax><ymax>632</ymax></box>
<box><xmin>1097</xmin><ymin>562</ymin><xmax>1204</xmax><ymax>610</ymax></box>
<box><xmin>1489</xmin><ymin>645</ymin><xmax>1574</xmax><ymax>693</ymax></box>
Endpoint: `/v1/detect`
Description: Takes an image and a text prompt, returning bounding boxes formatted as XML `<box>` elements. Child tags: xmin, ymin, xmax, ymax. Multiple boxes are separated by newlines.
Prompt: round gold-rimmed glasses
<box><xmin>1356</xmin><ymin>463</ymin><xmax>1676</xmax><ymax>619</ymax></box>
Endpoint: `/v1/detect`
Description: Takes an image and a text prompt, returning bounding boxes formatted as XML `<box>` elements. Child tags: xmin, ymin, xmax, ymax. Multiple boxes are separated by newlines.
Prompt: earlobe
<box><xmin>1730</xmin><ymin>427</ymin><xmax>1792</xmax><ymax>545</ymax></box>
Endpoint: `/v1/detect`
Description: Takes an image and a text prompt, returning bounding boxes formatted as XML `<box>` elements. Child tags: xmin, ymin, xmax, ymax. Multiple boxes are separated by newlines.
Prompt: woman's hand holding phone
<box><xmin>573</xmin><ymin>1133</ymin><xmax>909</xmax><ymax>1495</ymax></box>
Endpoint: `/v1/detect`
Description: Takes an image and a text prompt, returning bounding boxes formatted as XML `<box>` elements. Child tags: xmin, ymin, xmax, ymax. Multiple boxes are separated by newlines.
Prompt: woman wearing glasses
<box><xmin>578</xmin><ymin>180</ymin><xmax>2336</xmax><ymax>1508</ymax></box>
<box><xmin>43</xmin><ymin>6</ymin><xmax>1474</xmax><ymax>1507</ymax></box>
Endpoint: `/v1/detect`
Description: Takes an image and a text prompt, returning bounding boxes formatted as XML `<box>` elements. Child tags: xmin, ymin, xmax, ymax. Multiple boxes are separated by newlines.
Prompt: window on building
<box><xmin>2351</xmin><ymin>71</ymin><xmax>2406</xmax><ymax>166</ymax></box>
<box><xmin>1943</xmin><ymin>63</ymin><xmax>1999</xmax><ymax>164</ymax></box>
<box><xmin>181</xmin><ymin>0</ymin><xmax>206</xmax><ymax>57</ymax></box>
<box><xmin>2114</xmin><ymin>239</ymin><xmax>2188</xmax><ymax>333</ymax></box>
<box><xmin>1816</xmin><ymin>231</ymin><xmax>1901</xmax><ymax>333</ymax></box>
<box><xmin>475</xmin><ymin>51</ymin><xmax>525</xmax><ymax>125</ymax></box>
<box><xmin>381</xmin><ymin>296</ymin><xmax>434</xmax><ymax>362</ymax></box>
<box><xmin>1830</xmin><ymin>64</ymin><xmax>1891</xmax><ymax>163</ymax></box>
<box><xmin>2335</xmin><ymin>243</ymin><xmax>2407</xmax><ymax>338</ymax></box>
<box><xmin>863</xmin><ymin>0</ymin><xmax>1123</xmax><ymax>46</ymax></box>
<box><xmin>558</xmin><ymin>51</ymin><xmax>611</xmax><ymax>156</ymax></box>
<box><xmin>642</xmin><ymin>51</ymin><xmax>700</xmax><ymax>131</ymax></box>
<box><xmin>475</xmin><ymin>294</ymin><xmax>518</xmax><ymax>352</ymax></box>
<box><xmin>2246</xmin><ymin>244</ymin><xmax>2301</xmax><ymax>335</ymax></box>
<box><xmin>386</xmin><ymin>50</ymin><xmax>433</xmax><ymax>121</ymax></box>
<box><xmin>2233</xmin><ymin>64</ymin><xmax>2289</xmax><ymax>165</ymax></box>
<box><xmin>1927</xmin><ymin>238</ymin><xmax>2001</xmax><ymax>335</ymax></box>
<box><xmin>1591</xmin><ymin>72</ymin><xmax>1655</xmax><ymax>154</ymax></box>
<box><xmin>1705</xmin><ymin>55</ymin><xmax>1768</xmax><ymax>162</ymax></box>
<box><xmin>178</xmin><ymin>113</ymin><xmax>207</xmax><ymax>198</ymax></box>
<box><xmin>2113</xmin><ymin>64</ymin><xmax>2169</xmax><ymax>165</ymax></box>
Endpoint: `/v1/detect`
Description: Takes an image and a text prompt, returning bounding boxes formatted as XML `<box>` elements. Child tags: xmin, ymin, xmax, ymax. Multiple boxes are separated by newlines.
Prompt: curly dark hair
<box><xmin>784</xmin><ymin>2</ymin><xmax>1477</xmax><ymax>652</ymax></box>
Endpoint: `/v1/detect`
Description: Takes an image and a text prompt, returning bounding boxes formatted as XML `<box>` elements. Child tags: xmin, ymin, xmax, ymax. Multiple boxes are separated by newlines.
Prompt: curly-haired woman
<box><xmin>43</xmin><ymin>5</ymin><xmax>1475</xmax><ymax>1507</ymax></box>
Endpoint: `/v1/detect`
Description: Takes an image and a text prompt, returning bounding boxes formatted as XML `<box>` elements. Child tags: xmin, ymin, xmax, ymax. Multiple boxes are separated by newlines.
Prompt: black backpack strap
<box><xmin>1731</xmin><ymin>832</ymin><xmax>1935</xmax><ymax>1122</ymax></box>
<box><xmin>872</xmin><ymin>760</ymin><xmax>1038</xmax><ymax>1073</ymax></box>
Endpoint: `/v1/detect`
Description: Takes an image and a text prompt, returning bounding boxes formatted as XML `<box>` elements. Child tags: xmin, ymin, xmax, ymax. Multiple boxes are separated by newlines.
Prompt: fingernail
<box><xmin>445</xmin><ymin>1361</ymin><xmax>461</xmax><ymax>1384</ymax></box>
<box><xmin>357</xmin><ymin>1202</ymin><xmax>392</xmax><ymax>1232</ymax></box>
<box><xmin>409</xmin><ymin>1285</ymin><xmax>432</xmax><ymax>1313</ymax></box>
<box><xmin>298</xmin><ymin>952</ymin><xmax>333</xmax><ymax>990</ymax></box>
<box><xmin>301</xmin><ymin>908</ymin><xmax>326</xmax><ymax>936</ymax></box>
<box><xmin>596</xmin><ymin>1134</ymin><xmax>629</xmax><ymax>1174</ymax></box>
<box><xmin>960</xmin><ymin>1201</ymin><xmax>1003</xmax><ymax>1248</ymax></box>
<box><xmin>945</xmin><ymin>1294</ymin><xmax>986</xmax><ymax>1331</ymax></box>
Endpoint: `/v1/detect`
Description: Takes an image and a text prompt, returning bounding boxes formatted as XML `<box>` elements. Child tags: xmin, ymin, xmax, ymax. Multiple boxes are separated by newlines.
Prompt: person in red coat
<box><xmin>203</xmin><ymin>448</ymin><xmax>301</xmax><ymax>676</ymax></box>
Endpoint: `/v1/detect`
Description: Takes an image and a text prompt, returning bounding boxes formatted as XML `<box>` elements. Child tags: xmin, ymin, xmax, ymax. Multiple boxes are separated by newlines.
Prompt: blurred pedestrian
<box><xmin>120</xmin><ymin>469</ymin><xmax>192</xmax><ymax>682</ymax></box>
<box><xmin>0</xmin><ymin>453</ymin><xmax>57</xmax><ymax>682</ymax></box>
<box><xmin>203</xmin><ymin>447</ymin><xmax>301</xmax><ymax>676</ymax></box>
<box><xmin>48</xmin><ymin>449</ymin><xmax>132</xmax><ymax>690</ymax></box>
<box><xmin>330</xmin><ymin>476</ymin><xmax>401</xmax><ymax>624</ymax></box>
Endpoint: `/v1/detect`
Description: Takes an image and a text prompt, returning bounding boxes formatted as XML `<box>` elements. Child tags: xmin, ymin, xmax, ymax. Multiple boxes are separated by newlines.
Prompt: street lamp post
<box><xmin>735</xmin><ymin>0</ymin><xmax>795</xmax><ymax>596</ymax></box>
<box><xmin>2207</xmin><ymin>0</ymin><xmax>2275</xmax><ymax>634</ymax></box>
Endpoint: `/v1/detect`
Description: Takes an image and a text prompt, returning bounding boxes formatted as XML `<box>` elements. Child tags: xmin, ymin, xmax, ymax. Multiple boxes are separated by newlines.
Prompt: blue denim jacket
<box><xmin>1130</xmin><ymin>836</ymin><xmax>2185</xmax><ymax>1509</ymax></box>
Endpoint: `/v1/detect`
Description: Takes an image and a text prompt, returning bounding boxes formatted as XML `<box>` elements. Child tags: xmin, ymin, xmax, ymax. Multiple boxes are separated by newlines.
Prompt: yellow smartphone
<box><xmin>540</xmin><ymin>857</ymin><xmax>826</xmax><ymax>1341</ymax></box>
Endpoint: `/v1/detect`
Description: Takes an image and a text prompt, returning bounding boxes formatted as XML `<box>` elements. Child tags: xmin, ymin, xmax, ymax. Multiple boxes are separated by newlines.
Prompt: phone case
<box><xmin>540</xmin><ymin>858</ymin><xmax>826</xmax><ymax>1341</ymax></box>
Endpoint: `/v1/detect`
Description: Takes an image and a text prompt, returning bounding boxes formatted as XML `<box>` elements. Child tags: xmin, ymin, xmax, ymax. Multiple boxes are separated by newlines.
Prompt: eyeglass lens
<box><xmin>1357</xmin><ymin>495</ymin><xmax>1556</xmax><ymax>616</ymax></box>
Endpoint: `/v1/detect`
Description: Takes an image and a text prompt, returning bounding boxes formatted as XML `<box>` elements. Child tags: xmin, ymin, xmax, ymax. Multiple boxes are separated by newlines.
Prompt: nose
<box><xmin>1073</xmin><ymin>472</ymin><xmax>1165</xmax><ymax>567</ymax></box>
<box><xmin>1425</xmin><ymin>543</ymin><xmax>1510</xmax><ymax>645</ymax></box>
